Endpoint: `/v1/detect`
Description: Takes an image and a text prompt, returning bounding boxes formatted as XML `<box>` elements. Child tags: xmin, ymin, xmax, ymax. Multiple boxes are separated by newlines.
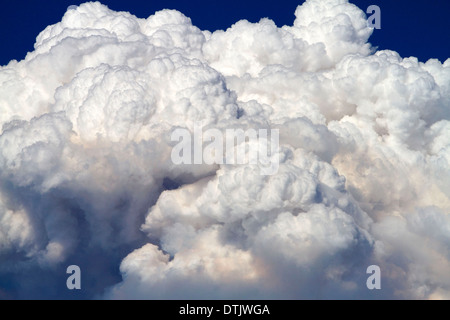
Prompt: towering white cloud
<box><xmin>0</xmin><ymin>0</ymin><xmax>449</xmax><ymax>299</ymax></box>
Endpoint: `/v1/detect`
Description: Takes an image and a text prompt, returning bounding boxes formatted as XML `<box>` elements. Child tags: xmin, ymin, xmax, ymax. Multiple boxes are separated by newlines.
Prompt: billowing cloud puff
<box><xmin>0</xmin><ymin>0</ymin><xmax>449</xmax><ymax>299</ymax></box>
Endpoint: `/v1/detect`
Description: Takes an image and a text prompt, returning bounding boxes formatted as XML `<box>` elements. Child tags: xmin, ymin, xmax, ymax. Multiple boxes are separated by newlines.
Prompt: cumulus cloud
<box><xmin>0</xmin><ymin>0</ymin><xmax>449</xmax><ymax>299</ymax></box>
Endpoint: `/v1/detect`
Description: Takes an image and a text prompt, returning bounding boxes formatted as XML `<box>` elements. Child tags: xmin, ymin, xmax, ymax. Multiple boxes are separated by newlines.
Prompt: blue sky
<box><xmin>0</xmin><ymin>0</ymin><xmax>449</xmax><ymax>66</ymax></box>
